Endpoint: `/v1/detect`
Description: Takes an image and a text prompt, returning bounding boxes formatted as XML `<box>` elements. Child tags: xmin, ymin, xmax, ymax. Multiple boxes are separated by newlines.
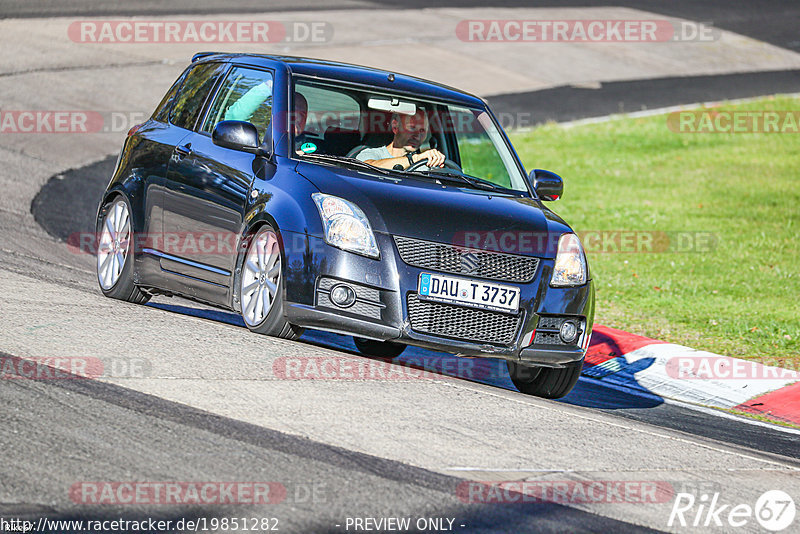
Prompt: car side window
<box><xmin>152</xmin><ymin>68</ymin><xmax>189</xmax><ymax>123</ymax></box>
<box><xmin>201</xmin><ymin>67</ymin><xmax>274</xmax><ymax>142</ymax></box>
<box><xmin>449</xmin><ymin>106</ymin><xmax>514</xmax><ymax>189</ymax></box>
<box><xmin>169</xmin><ymin>62</ymin><xmax>226</xmax><ymax>131</ymax></box>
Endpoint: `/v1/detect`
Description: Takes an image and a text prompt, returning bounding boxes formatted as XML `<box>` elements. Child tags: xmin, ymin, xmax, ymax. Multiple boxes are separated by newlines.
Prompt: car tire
<box><xmin>239</xmin><ymin>224</ymin><xmax>303</xmax><ymax>340</ymax></box>
<box><xmin>507</xmin><ymin>359</ymin><xmax>583</xmax><ymax>399</ymax></box>
<box><xmin>96</xmin><ymin>196</ymin><xmax>150</xmax><ymax>304</ymax></box>
<box><xmin>353</xmin><ymin>337</ymin><xmax>406</xmax><ymax>359</ymax></box>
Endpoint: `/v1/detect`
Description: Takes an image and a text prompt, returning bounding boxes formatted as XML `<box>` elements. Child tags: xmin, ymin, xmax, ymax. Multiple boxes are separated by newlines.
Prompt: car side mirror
<box><xmin>212</xmin><ymin>120</ymin><xmax>271</xmax><ymax>157</ymax></box>
<box><xmin>528</xmin><ymin>169</ymin><xmax>563</xmax><ymax>201</ymax></box>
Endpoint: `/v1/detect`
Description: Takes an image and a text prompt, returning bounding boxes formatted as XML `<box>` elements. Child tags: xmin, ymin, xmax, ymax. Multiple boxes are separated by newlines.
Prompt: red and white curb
<box><xmin>584</xmin><ymin>325</ymin><xmax>800</xmax><ymax>425</ymax></box>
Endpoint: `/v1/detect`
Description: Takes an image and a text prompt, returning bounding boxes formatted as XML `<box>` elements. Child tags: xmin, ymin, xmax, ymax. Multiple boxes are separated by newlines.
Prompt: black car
<box><xmin>96</xmin><ymin>53</ymin><xmax>594</xmax><ymax>398</ymax></box>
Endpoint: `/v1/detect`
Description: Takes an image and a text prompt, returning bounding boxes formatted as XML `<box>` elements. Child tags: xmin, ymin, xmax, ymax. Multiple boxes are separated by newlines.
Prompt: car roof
<box><xmin>192</xmin><ymin>52</ymin><xmax>487</xmax><ymax>108</ymax></box>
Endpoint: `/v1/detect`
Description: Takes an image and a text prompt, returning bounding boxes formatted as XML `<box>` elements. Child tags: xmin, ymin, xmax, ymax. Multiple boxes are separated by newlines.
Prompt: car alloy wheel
<box><xmin>241</xmin><ymin>228</ymin><xmax>282</xmax><ymax>327</ymax></box>
<box><xmin>97</xmin><ymin>199</ymin><xmax>131</xmax><ymax>290</ymax></box>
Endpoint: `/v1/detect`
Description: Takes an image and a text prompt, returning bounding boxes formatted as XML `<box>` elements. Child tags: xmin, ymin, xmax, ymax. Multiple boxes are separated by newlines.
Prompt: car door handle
<box><xmin>174</xmin><ymin>143</ymin><xmax>192</xmax><ymax>158</ymax></box>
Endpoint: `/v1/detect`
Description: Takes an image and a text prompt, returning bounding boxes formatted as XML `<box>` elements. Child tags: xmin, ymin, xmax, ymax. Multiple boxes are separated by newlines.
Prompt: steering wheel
<box><xmin>406</xmin><ymin>157</ymin><xmax>462</xmax><ymax>173</ymax></box>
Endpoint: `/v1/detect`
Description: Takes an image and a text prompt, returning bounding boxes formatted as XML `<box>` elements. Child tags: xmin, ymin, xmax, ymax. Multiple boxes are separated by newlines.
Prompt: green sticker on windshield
<box><xmin>300</xmin><ymin>142</ymin><xmax>317</xmax><ymax>154</ymax></box>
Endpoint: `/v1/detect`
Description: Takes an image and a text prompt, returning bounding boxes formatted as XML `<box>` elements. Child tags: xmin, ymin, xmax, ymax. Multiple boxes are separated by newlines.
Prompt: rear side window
<box><xmin>201</xmin><ymin>66</ymin><xmax>274</xmax><ymax>142</ymax></box>
<box><xmin>170</xmin><ymin>62</ymin><xmax>227</xmax><ymax>130</ymax></box>
<box><xmin>152</xmin><ymin>68</ymin><xmax>189</xmax><ymax>122</ymax></box>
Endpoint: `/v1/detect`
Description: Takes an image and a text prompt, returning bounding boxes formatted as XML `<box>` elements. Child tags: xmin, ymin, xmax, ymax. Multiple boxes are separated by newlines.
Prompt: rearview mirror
<box><xmin>529</xmin><ymin>169</ymin><xmax>563</xmax><ymax>201</ymax></box>
<box><xmin>367</xmin><ymin>97</ymin><xmax>417</xmax><ymax>116</ymax></box>
<box><xmin>212</xmin><ymin>120</ymin><xmax>271</xmax><ymax>157</ymax></box>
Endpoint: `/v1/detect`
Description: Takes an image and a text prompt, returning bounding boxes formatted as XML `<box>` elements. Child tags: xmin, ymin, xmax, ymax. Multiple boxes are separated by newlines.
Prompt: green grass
<box><xmin>510</xmin><ymin>96</ymin><xmax>800</xmax><ymax>365</ymax></box>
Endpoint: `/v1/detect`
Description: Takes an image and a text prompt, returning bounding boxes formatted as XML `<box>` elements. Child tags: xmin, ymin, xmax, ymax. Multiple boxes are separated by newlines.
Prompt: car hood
<box><xmin>295</xmin><ymin>161</ymin><xmax>572</xmax><ymax>258</ymax></box>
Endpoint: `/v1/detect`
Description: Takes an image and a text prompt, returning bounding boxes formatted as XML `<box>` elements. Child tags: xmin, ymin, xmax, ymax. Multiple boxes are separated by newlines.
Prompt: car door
<box><xmin>122</xmin><ymin>66</ymin><xmax>191</xmax><ymax>242</ymax></box>
<box><xmin>162</xmin><ymin>65</ymin><xmax>275</xmax><ymax>302</ymax></box>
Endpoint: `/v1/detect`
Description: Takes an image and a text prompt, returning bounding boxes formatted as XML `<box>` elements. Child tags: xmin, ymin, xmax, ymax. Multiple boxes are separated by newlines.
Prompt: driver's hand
<box><xmin>413</xmin><ymin>149</ymin><xmax>445</xmax><ymax>168</ymax></box>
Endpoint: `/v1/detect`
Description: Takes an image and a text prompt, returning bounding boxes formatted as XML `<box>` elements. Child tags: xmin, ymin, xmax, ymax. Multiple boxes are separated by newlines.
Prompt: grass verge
<box><xmin>511</xmin><ymin>96</ymin><xmax>799</xmax><ymax>366</ymax></box>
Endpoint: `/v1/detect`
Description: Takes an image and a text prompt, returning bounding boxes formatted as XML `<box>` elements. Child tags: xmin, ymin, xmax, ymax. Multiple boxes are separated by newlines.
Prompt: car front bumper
<box><xmin>282</xmin><ymin>230</ymin><xmax>594</xmax><ymax>366</ymax></box>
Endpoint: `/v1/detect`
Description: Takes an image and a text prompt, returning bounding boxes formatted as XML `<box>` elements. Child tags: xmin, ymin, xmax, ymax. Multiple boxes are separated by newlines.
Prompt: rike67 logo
<box><xmin>669</xmin><ymin>490</ymin><xmax>795</xmax><ymax>531</ymax></box>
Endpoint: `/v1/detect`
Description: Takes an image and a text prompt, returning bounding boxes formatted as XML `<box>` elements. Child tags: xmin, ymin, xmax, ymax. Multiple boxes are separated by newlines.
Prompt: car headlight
<box><xmin>312</xmin><ymin>193</ymin><xmax>379</xmax><ymax>259</ymax></box>
<box><xmin>551</xmin><ymin>233</ymin><xmax>587</xmax><ymax>287</ymax></box>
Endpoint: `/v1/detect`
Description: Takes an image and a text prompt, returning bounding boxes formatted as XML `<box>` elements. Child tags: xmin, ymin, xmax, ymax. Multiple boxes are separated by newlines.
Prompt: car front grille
<box><xmin>393</xmin><ymin>235</ymin><xmax>538</xmax><ymax>283</ymax></box>
<box><xmin>406</xmin><ymin>294</ymin><xmax>522</xmax><ymax>345</ymax></box>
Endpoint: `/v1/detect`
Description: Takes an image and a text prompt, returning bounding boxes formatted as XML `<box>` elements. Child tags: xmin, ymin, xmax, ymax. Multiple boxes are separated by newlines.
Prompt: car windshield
<box><xmin>290</xmin><ymin>77</ymin><xmax>529</xmax><ymax>193</ymax></box>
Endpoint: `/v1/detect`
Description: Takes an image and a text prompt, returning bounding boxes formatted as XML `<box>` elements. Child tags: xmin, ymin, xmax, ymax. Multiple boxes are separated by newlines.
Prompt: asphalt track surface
<box><xmin>4</xmin><ymin>1</ymin><xmax>800</xmax><ymax>533</ymax></box>
<box><xmin>2</xmin><ymin>355</ymin><xmax>661</xmax><ymax>533</ymax></box>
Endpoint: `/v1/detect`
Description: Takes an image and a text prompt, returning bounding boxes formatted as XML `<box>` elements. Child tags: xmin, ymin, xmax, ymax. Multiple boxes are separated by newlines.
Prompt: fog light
<box><xmin>330</xmin><ymin>284</ymin><xmax>356</xmax><ymax>307</ymax></box>
<box><xmin>559</xmin><ymin>320</ymin><xmax>579</xmax><ymax>344</ymax></box>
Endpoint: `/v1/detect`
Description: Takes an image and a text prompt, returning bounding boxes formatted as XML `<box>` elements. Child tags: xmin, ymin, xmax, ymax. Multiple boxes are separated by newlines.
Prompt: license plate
<box><xmin>417</xmin><ymin>272</ymin><xmax>519</xmax><ymax>313</ymax></box>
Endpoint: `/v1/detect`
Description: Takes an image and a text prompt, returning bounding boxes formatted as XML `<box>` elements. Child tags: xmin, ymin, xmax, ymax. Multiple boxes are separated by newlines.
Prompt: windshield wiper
<box><xmin>300</xmin><ymin>153</ymin><xmax>395</xmax><ymax>176</ymax></box>
<box><xmin>302</xmin><ymin>154</ymin><xmax>513</xmax><ymax>192</ymax></box>
<box><xmin>411</xmin><ymin>169</ymin><xmax>502</xmax><ymax>191</ymax></box>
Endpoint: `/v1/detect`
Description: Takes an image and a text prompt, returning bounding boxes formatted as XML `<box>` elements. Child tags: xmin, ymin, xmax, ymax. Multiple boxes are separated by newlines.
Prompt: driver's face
<box><xmin>392</xmin><ymin>111</ymin><xmax>428</xmax><ymax>151</ymax></box>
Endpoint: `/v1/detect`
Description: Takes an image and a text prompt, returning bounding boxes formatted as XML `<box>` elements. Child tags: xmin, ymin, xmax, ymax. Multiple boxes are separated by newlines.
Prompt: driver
<box><xmin>355</xmin><ymin>108</ymin><xmax>446</xmax><ymax>170</ymax></box>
